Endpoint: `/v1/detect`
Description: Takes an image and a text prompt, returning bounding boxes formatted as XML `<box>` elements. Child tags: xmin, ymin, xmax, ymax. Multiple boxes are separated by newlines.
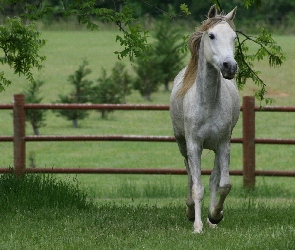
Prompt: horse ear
<box><xmin>225</xmin><ymin>7</ymin><xmax>237</xmax><ymax>20</ymax></box>
<box><xmin>208</xmin><ymin>5</ymin><xmax>217</xmax><ymax>18</ymax></box>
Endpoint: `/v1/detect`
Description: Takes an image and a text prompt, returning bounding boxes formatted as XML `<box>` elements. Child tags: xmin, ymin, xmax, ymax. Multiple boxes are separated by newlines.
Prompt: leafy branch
<box><xmin>138</xmin><ymin>0</ymin><xmax>191</xmax><ymax>18</ymax></box>
<box><xmin>235</xmin><ymin>28</ymin><xmax>286</xmax><ymax>104</ymax></box>
<box><xmin>212</xmin><ymin>0</ymin><xmax>285</xmax><ymax>104</ymax></box>
<box><xmin>60</xmin><ymin>1</ymin><xmax>151</xmax><ymax>61</ymax></box>
<box><xmin>0</xmin><ymin>17</ymin><xmax>46</xmax><ymax>92</ymax></box>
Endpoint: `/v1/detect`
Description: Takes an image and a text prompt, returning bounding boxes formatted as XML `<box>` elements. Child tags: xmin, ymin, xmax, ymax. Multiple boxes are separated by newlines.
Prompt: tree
<box><xmin>0</xmin><ymin>17</ymin><xmax>46</xmax><ymax>91</ymax></box>
<box><xmin>54</xmin><ymin>60</ymin><xmax>94</xmax><ymax>127</ymax></box>
<box><xmin>133</xmin><ymin>54</ymin><xmax>161</xmax><ymax>101</ymax></box>
<box><xmin>92</xmin><ymin>62</ymin><xmax>132</xmax><ymax>118</ymax></box>
<box><xmin>108</xmin><ymin>62</ymin><xmax>133</xmax><ymax>104</ymax></box>
<box><xmin>23</xmin><ymin>79</ymin><xmax>46</xmax><ymax>135</ymax></box>
<box><xmin>133</xmin><ymin>16</ymin><xmax>186</xmax><ymax>99</ymax></box>
<box><xmin>152</xmin><ymin>16</ymin><xmax>186</xmax><ymax>91</ymax></box>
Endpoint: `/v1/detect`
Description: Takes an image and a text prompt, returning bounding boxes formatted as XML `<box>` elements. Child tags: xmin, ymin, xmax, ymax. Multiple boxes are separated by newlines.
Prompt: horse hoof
<box><xmin>207</xmin><ymin>215</ymin><xmax>223</xmax><ymax>225</ymax></box>
<box><xmin>193</xmin><ymin>228</ymin><xmax>203</xmax><ymax>234</ymax></box>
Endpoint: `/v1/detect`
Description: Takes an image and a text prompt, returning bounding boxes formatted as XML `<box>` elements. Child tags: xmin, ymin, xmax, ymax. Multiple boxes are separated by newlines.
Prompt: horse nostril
<box><xmin>223</xmin><ymin>61</ymin><xmax>237</xmax><ymax>73</ymax></box>
<box><xmin>223</xmin><ymin>61</ymin><xmax>229</xmax><ymax>69</ymax></box>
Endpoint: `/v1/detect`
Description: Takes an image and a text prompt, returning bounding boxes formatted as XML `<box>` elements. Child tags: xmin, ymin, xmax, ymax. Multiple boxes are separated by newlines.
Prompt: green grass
<box><xmin>0</xmin><ymin>30</ymin><xmax>295</xmax><ymax>248</ymax></box>
<box><xmin>0</xmin><ymin>174</ymin><xmax>294</xmax><ymax>249</ymax></box>
<box><xmin>0</xmin><ymin>173</ymin><xmax>93</xmax><ymax>211</ymax></box>
<box><xmin>2</xmin><ymin>202</ymin><xmax>294</xmax><ymax>249</ymax></box>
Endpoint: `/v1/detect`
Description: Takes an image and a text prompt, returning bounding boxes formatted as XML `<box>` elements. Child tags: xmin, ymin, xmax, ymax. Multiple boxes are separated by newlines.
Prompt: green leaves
<box><xmin>60</xmin><ymin>1</ymin><xmax>150</xmax><ymax>61</ymax></box>
<box><xmin>0</xmin><ymin>17</ymin><xmax>46</xmax><ymax>91</ymax></box>
<box><xmin>243</xmin><ymin>0</ymin><xmax>262</xmax><ymax>9</ymax></box>
<box><xmin>235</xmin><ymin>28</ymin><xmax>286</xmax><ymax>104</ymax></box>
<box><xmin>180</xmin><ymin>4</ymin><xmax>191</xmax><ymax>16</ymax></box>
<box><xmin>114</xmin><ymin>5</ymin><xmax>150</xmax><ymax>61</ymax></box>
<box><xmin>115</xmin><ymin>24</ymin><xmax>150</xmax><ymax>61</ymax></box>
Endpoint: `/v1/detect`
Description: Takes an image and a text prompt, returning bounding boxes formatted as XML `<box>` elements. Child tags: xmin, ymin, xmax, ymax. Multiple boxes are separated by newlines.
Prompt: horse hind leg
<box><xmin>176</xmin><ymin>138</ymin><xmax>195</xmax><ymax>222</ymax></box>
<box><xmin>184</xmin><ymin>158</ymin><xmax>195</xmax><ymax>222</ymax></box>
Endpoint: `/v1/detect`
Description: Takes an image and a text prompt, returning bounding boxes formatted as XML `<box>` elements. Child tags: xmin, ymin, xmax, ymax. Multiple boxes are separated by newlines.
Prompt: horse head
<box><xmin>203</xmin><ymin>5</ymin><xmax>238</xmax><ymax>80</ymax></box>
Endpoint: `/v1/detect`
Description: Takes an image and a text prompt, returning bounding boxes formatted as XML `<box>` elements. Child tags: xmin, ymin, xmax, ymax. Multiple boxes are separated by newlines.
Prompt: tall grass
<box><xmin>0</xmin><ymin>173</ymin><xmax>93</xmax><ymax>211</ymax></box>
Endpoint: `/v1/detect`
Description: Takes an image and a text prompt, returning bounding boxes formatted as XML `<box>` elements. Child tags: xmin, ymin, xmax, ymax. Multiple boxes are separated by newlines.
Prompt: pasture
<box><xmin>0</xmin><ymin>30</ymin><xmax>294</xmax><ymax>248</ymax></box>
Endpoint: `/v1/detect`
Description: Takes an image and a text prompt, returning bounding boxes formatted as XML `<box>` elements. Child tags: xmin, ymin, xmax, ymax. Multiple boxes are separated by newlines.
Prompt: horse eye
<box><xmin>208</xmin><ymin>33</ymin><xmax>215</xmax><ymax>40</ymax></box>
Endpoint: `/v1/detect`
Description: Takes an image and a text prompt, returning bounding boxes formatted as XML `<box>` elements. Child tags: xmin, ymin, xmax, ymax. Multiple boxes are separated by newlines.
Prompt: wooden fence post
<box><xmin>242</xmin><ymin>96</ymin><xmax>256</xmax><ymax>188</ymax></box>
<box><xmin>13</xmin><ymin>94</ymin><xmax>26</xmax><ymax>176</ymax></box>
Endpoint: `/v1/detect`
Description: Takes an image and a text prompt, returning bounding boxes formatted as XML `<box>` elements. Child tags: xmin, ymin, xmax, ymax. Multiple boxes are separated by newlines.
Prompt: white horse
<box><xmin>170</xmin><ymin>5</ymin><xmax>240</xmax><ymax>233</ymax></box>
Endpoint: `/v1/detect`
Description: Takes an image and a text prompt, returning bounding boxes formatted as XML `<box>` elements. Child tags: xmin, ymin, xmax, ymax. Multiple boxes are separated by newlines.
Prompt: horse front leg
<box><xmin>187</xmin><ymin>143</ymin><xmax>204</xmax><ymax>233</ymax></box>
<box><xmin>208</xmin><ymin>141</ymin><xmax>232</xmax><ymax>227</ymax></box>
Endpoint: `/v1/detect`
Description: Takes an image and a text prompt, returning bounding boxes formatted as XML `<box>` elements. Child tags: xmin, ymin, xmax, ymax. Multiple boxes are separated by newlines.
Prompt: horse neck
<box><xmin>195</xmin><ymin>37</ymin><xmax>221</xmax><ymax>104</ymax></box>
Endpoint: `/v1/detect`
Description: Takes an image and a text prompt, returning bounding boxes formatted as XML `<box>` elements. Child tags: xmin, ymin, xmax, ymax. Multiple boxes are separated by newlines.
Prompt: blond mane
<box><xmin>178</xmin><ymin>15</ymin><xmax>235</xmax><ymax>96</ymax></box>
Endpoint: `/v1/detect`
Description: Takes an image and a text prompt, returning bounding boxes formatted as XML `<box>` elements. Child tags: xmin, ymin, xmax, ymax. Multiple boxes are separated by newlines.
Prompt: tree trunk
<box><xmin>164</xmin><ymin>82</ymin><xmax>169</xmax><ymax>92</ymax></box>
<box><xmin>145</xmin><ymin>93</ymin><xmax>151</xmax><ymax>101</ymax></box>
<box><xmin>33</xmin><ymin>125</ymin><xmax>39</xmax><ymax>136</ymax></box>
<box><xmin>72</xmin><ymin>119</ymin><xmax>78</xmax><ymax>128</ymax></box>
<box><xmin>101</xmin><ymin>110</ymin><xmax>107</xmax><ymax>119</ymax></box>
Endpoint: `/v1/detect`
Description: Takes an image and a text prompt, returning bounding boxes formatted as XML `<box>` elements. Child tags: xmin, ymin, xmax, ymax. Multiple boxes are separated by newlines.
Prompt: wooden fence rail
<box><xmin>0</xmin><ymin>94</ymin><xmax>295</xmax><ymax>188</ymax></box>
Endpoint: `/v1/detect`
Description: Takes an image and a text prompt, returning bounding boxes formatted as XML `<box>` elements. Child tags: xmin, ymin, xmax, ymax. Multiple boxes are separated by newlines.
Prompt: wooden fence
<box><xmin>0</xmin><ymin>94</ymin><xmax>295</xmax><ymax>188</ymax></box>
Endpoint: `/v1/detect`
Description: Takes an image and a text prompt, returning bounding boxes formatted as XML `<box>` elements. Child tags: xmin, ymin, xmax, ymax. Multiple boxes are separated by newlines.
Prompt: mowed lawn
<box><xmin>0</xmin><ymin>30</ymin><xmax>294</xmax><ymax>249</ymax></box>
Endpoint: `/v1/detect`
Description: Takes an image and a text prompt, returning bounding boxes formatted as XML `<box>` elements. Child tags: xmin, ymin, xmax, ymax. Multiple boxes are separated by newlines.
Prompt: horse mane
<box><xmin>178</xmin><ymin>15</ymin><xmax>235</xmax><ymax>97</ymax></box>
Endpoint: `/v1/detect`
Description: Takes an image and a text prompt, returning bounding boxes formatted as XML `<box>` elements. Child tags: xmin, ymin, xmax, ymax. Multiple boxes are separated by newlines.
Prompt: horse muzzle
<box><xmin>221</xmin><ymin>58</ymin><xmax>238</xmax><ymax>80</ymax></box>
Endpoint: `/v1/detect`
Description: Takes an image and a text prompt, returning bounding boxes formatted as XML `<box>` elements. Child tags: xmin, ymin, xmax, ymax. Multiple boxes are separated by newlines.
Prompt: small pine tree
<box><xmin>92</xmin><ymin>62</ymin><xmax>132</xmax><ymax>118</ymax></box>
<box><xmin>110</xmin><ymin>62</ymin><xmax>133</xmax><ymax>104</ymax></box>
<box><xmin>133</xmin><ymin>17</ymin><xmax>186</xmax><ymax>100</ymax></box>
<box><xmin>133</xmin><ymin>54</ymin><xmax>161</xmax><ymax>101</ymax></box>
<box><xmin>23</xmin><ymin>80</ymin><xmax>46</xmax><ymax>135</ymax></box>
<box><xmin>153</xmin><ymin>17</ymin><xmax>186</xmax><ymax>91</ymax></box>
<box><xmin>54</xmin><ymin>60</ymin><xmax>93</xmax><ymax>128</ymax></box>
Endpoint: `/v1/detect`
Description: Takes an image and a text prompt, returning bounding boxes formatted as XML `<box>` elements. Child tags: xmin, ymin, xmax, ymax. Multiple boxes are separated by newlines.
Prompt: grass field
<box><xmin>0</xmin><ymin>174</ymin><xmax>294</xmax><ymax>249</ymax></box>
<box><xmin>0</xmin><ymin>30</ymin><xmax>295</xmax><ymax>249</ymax></box>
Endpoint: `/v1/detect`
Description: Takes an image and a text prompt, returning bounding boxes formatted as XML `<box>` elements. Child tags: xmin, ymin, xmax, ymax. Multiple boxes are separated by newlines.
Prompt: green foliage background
<box><xmin>0</xmin><ymin>0</ymin><xmax>290</xmax><ymax>102</ymax></box>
